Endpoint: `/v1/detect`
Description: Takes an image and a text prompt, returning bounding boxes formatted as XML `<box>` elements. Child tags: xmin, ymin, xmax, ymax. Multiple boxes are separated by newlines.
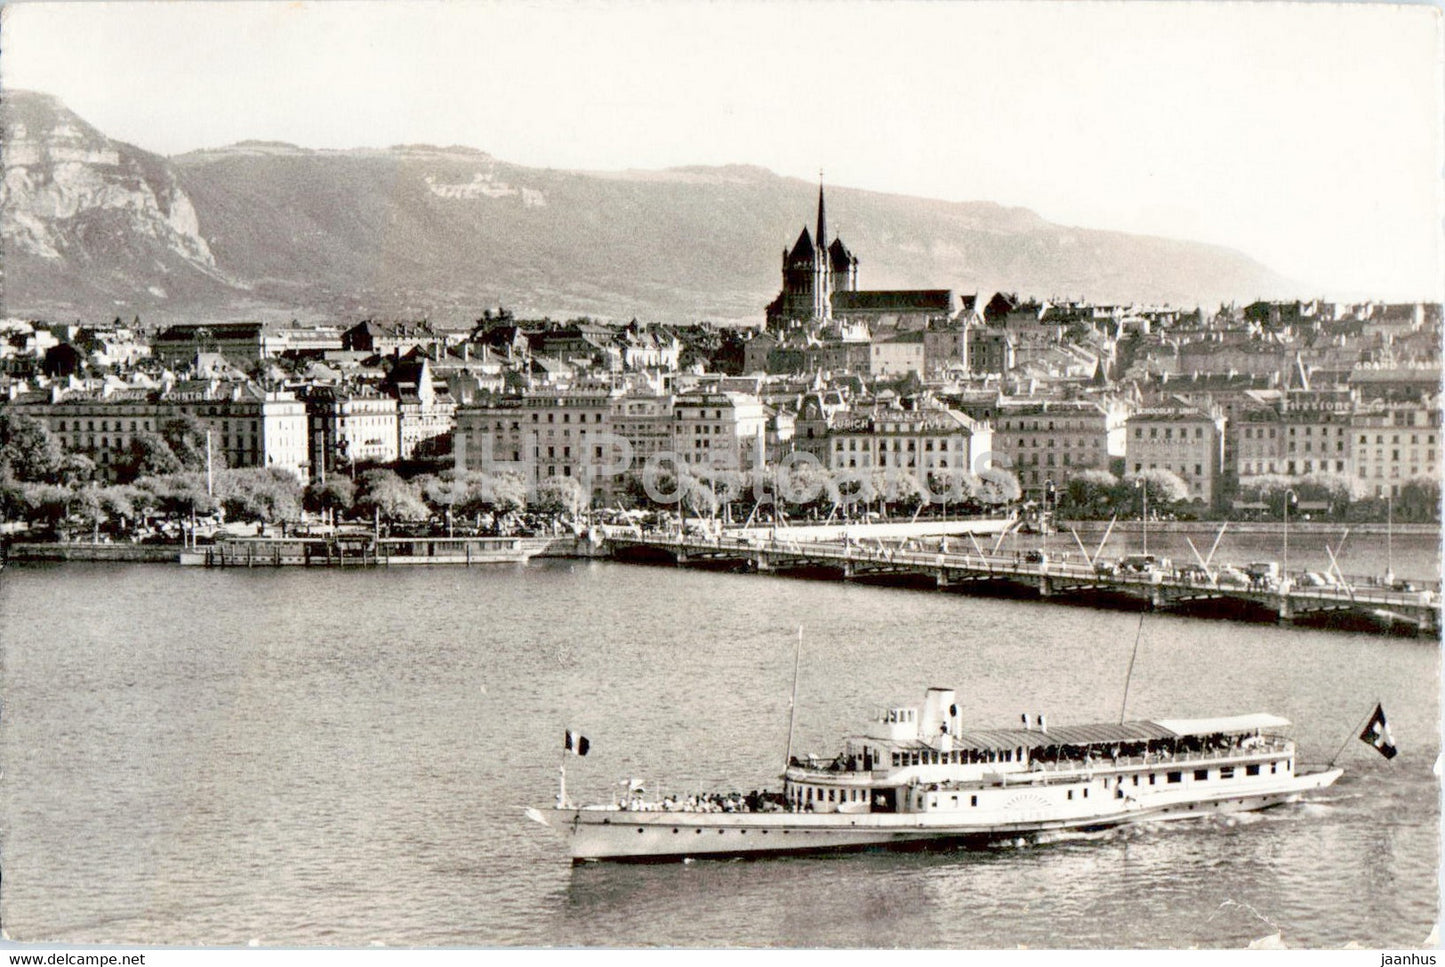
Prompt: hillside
<box><xmin>1</xmin><ymin>90</ymin><xmax>1295</xmax><ymax>325</ymax></box>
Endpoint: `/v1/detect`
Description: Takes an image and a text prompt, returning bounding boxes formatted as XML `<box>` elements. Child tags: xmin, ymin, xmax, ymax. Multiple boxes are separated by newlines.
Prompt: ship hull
<box><xmin>559</xmin><ymin>768</ymin><xmax>1341</xmax><ymax>863</ymax></box>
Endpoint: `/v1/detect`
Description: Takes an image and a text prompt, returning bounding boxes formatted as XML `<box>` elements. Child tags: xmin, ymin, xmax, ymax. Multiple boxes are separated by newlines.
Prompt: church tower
<box><xmin>811</xmin><ymin>181</ymin><xmax>830</xmax><ymax>321</ymax></box>
<box><xmin>765</xmin><ymin>176</ymin><xmax>858</xmax><ymax>332</ymax></box>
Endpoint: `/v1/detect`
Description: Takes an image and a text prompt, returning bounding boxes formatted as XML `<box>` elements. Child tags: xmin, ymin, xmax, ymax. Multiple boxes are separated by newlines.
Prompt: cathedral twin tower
<box><xmin>765</xmin><ymin>180</ymin><xmax>858</xmax><ymax>330</ymax></box>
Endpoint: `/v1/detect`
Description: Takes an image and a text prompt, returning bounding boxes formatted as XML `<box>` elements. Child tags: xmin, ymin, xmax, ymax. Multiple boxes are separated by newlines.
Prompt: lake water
<box><xmin>0</xmin><ymin>558</ymin><xmax>1438</xmax><ymax>948</ymax></box>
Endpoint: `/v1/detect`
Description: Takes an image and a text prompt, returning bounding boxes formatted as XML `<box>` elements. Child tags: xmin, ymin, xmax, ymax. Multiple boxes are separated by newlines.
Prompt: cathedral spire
<box><xmin>816</xmin><ymin>171</ymin><xmax>827</xmax><ymax>252</ymax></box>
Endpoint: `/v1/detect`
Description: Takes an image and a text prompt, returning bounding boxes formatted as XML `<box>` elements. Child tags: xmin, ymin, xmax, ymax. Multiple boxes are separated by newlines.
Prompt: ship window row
<box><xmin>1163</xmin><ymin>763</ymin><xmax>1276</xmax><ymax>784</ymax></box>
<box><xmin>891</xmin><ymin>747</ymin><xmax>1020</xmax><ymax>767</ymax></box>
<box><xmin>790</xmin><ymin>785</ymin><xmax>866</xmax><ymax>804</ymax></box>
<box><xmin>811</xmin><ymin>757</ymin><xmax>1284</xmax><ymax>812</ymax></box>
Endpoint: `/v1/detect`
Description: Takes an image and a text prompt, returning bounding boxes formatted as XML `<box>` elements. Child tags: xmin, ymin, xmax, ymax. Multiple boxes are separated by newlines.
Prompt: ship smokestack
<box><xmin>920</xmin><ymin>688</ymin><xmax>956</xmax><ymax>747</ymax></box>
<box><xmin>1021</xmin><ymin>713</ymin><xmax>1031</xmax><ymax>731</ymax></box>
<box><xmin>1038</xmin><ymin>714</ymin><xmax>1048</xmax><ymax>733</ymax></box>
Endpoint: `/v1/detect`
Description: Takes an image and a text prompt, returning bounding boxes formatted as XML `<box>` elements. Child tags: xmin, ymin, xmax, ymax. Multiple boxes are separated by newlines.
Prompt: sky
<box><xmin>2</xmin><ymin>0</ymin><xmax>1443</xmax><ymax>301</ymax></box>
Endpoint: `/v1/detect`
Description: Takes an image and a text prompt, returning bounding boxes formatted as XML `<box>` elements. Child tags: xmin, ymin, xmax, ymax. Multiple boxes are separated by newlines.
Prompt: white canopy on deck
<box><xmin>855</xmin><ymin>712</ymin><xmax>1293</xmax><ymax>754</ymax></box>
<box><xmin>1153</xmin><ymin>713</ymin><xmax>1292</xmax><ymax>736</ymax></box>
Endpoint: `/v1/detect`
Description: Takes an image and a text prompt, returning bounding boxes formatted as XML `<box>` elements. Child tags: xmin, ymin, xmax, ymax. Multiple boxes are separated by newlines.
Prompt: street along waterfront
<box><xmin>0</xmin><ymin>559</ymin><xmax>1436</xmax><ymax>947</ymax></box>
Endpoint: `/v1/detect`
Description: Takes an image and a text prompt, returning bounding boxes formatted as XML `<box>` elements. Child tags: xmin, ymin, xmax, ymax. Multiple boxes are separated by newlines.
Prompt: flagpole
<box><xmin>784</xmin><ymin>626</ymin><xmax>803</xmax><ymax>770</ymax></box>
<box><xmin>1327</xmin><ymin>701</ymin><xmax>1382</xmax><ymax>768</ymax></box>
<box><xmin>558</xmin><ymin>741</ymin><xmax>568</xmax><ymax>808</ymax></box>
<box><xmin>559</xmin><ymin>729</ymin><xmax>572</xmax><ymax>809</ymax></box>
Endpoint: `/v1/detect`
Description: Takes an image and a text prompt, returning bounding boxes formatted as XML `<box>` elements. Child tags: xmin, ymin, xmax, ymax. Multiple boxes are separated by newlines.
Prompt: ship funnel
<box><xmin>920</xmin><ymin>688</ymin><xmax>956</xmax><ymax>747</ymax></box>
<box><xmin>1021</xmin><ymin>712</ymin><xmax>1031</xmax><ymax>731</ymax></box>
<box><xmin>1038</xmin><ymin>713</ymin><xmax>1048</xmax><ymax>733</ymax></box>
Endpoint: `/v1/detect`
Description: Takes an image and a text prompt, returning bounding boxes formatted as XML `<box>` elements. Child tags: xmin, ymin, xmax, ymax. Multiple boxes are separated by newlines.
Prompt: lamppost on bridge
<box><xmin>1135</xmin><ymin>478</ymin><xmax>1149</xmax><ymax>555</ymax></box>
<box><xmin>1385</xmin><ymin>492</ymin><xmax>1395</xmax><ymax>585</ymax></box>
<box><xmin>1282</xmin><ymin>488</ymin><xmax>1297</xmax><ymax>587</ymax></box>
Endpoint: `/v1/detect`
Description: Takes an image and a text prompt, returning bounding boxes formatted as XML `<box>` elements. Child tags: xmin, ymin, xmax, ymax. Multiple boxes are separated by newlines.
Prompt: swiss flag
<box><xmin>1358</xmin><ymin>704</ymin><xmax>1398</xmax><ymax>760</ymax></box>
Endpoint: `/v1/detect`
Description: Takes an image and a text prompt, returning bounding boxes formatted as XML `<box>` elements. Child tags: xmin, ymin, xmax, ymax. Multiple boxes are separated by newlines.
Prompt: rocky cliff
<box><xmin>1</xmin><ymin>90</ymin><xmax>246</xmax><ymax>320</ymax></box>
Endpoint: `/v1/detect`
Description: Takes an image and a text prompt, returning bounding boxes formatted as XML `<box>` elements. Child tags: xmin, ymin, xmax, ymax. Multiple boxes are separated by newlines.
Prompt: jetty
<box><xmin>607</xmin><ymin>533</ymin><xmax>1442</xmax><ymax>637</ymax></box>
<box><xmin>178</xmin><ymin>534</ymin><xmax>541</xmax><ymax>567</ymax></box>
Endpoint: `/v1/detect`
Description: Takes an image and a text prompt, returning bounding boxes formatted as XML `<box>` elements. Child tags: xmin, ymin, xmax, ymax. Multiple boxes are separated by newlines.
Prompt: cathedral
<box><xmin>764</xmin><ymin>179</ymin><xmax>958</xmax><ymax>336</ymax></box>
<box><xmin>765</xmin><ymin>180</ymin><xmax>858</xmax><ymax>330</ymax></box>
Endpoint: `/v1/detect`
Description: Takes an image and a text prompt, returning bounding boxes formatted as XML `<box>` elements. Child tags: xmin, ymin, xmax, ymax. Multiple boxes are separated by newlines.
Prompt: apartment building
<box><xmin>1350</xmin><ymin>399</ymin><xmax>1441</xmax><ymax>498</ymax></box>
<box><xmin>992</xmin><ymin>400</ymin><xmax>1126</xmax><ymax>498</ymax></box>
<box><xmin>10</xmin><ymin>381</ymin><xmax>310</xmax><ymax>482</ymax></box>
<box><xmin>455</xmin><ymin>390</ymin><xmax>622</xmax><ymax>498</ymax></box>
<box><xmin>827</xmin><ymin>403</ymin><xmax>992</xmax><ymax>480</ymax></box>
<box><xmin>672</xmin><ymin>392</ymin><xmax>769</xmax><ymax>473</ymax></box>
<box><xmin>1124</xmin><ymin>406</ymin><xmax>1226</xmax><ymax>505</ymax></box>
<box><xmin>306</xmin><ymin>388</ymin><xmax>401</xmax><ymax>477</ymax></box>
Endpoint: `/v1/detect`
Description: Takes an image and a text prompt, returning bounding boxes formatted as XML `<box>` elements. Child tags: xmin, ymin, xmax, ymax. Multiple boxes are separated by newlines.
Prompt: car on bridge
<box><xmin>1119</xmin><ymin>554</ymin><xmax>1168</xmax><ymax>573</ymax></box>
<box><xmin>1178</xmin><ymin>564</ymin><xmax>1212</xmax><ymax>584</ymax></box>
<box><xmin>1245</xmin><ymin>562</ymin><xmax>1281</xmax><ymax>584</ymax></box>
<box><xmin>1216</xmin><ymin>566</ymin><xmax>1252</xmax><ymax>588</ymax></box>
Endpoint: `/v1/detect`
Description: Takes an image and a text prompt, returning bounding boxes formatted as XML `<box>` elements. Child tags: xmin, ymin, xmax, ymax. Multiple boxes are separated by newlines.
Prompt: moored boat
<box><xmin>549</xmin><ymin>686</ymin><xmax>1342</xmax><ymax>863</ymax></box>
<box><xmin>179</xmin><ymin>534</ymin><xmax>534</xmax><ymax>566</ymax></box>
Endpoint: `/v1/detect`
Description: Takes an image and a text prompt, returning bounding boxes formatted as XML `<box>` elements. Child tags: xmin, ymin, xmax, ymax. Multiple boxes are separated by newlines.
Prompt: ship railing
<box><xmin>798</xmin><ymin>740</ymin><xmax>1293</xmax><ymax>785</ymax></box>
<box><xmin>1020</xmin><ymin>741</ymin><xmax>1292</xmax><ymax>779</ymax></box>
<box><xmin>614</xmin><ymin>799</ymin><xmax>788</xmax><ymax>815</ymax></box>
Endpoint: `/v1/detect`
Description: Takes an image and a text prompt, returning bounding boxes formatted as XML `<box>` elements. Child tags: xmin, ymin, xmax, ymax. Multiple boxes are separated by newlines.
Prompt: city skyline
<box><xmin>2</xmin><ymin>0</ymin><xmax>1442</xmax><ymax>304</ymax></box>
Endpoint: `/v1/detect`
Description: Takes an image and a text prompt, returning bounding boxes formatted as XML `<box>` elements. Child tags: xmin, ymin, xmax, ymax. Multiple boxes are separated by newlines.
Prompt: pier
<box><xmin>179</xmin><ymin>534</ymin><xmax>544</xmax><ymax>567</ymax></box>
<box><xmin>608</xmin><ymin>534</ymin><xmax>1442</xmax><ymax>638</ymax></box>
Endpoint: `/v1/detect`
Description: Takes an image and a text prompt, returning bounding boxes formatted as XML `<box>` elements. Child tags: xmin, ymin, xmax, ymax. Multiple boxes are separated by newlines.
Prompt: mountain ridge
<box><xmin>1</xmin><ymin>90</ymin><xmax>1296</xmax><ymax>326</ymax></box>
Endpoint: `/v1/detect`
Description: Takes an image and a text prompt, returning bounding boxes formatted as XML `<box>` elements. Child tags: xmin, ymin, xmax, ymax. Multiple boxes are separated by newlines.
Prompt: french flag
<box><xmin>565</xmin><ymin>730</ymin><xmax>591</xmax><ymax>757</ymax></box>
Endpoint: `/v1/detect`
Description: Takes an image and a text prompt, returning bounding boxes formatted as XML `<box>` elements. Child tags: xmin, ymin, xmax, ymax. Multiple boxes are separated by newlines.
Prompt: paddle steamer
<box><xmin>552</xmin><ymin>687</ymin><xmax>1342</xmax><ymax>862</ymax></box>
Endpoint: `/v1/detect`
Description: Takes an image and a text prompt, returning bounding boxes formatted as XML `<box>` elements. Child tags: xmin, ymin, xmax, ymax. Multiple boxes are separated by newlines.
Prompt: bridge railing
<box><xmin>620</xmin><ymin>535</ymin><xmax>1439</xmax><ymax>611</ymax></box>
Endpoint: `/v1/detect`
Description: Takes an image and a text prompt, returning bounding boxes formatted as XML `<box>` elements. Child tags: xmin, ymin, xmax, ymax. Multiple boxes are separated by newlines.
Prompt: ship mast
<box><xmin>784</xmin><ymin>626</ymin><xmax>803</xmax><ymax>769</ymax></box>
<box><xmin>1118</xmin><ymin>612</ymin><xmax>1146</xmax><ymax>724</ymax></box>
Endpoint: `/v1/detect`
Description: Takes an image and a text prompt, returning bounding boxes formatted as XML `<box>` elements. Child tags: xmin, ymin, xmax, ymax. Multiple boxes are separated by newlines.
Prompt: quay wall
<box><xmin>7</xmin><ymin>542</ymin><xmax>180</xmax><ymax>563</ymax></box>
<box><xmin>523</xmin><ymin>536</ymin><xmax>609</xmax><ymax>558</ymax></box>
